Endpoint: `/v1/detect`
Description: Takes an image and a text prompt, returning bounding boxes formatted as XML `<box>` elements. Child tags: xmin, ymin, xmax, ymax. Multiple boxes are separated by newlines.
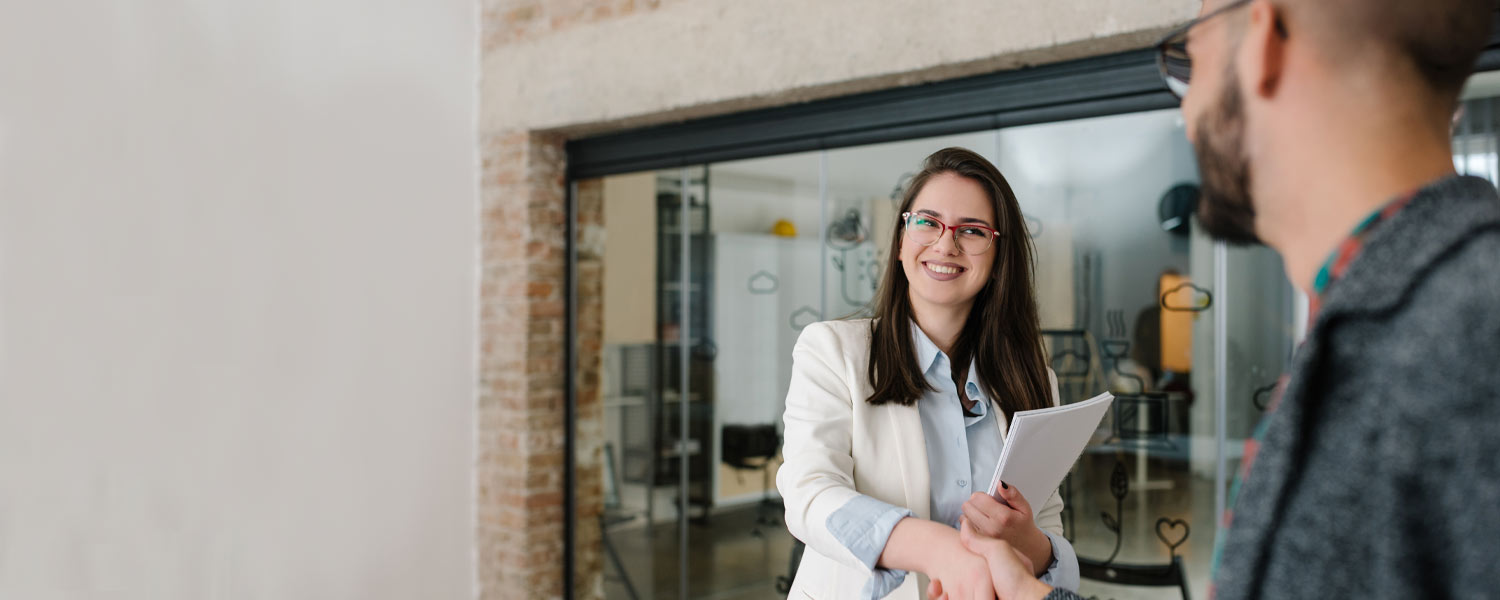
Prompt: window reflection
<box><xmin>575</xmin><ymin>109</ymin><xmax>1334</xmax><ymax>599</ymax></box>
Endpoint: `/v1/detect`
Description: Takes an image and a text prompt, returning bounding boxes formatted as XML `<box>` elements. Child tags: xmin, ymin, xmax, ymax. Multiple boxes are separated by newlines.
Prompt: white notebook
<box><xmin>985</xmin><ymin>391</ymin><xmax>1114</xmax><ymax>506</ymax></box>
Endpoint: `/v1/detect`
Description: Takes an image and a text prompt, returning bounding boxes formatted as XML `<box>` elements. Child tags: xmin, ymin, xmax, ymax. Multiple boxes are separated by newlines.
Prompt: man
<box><xmin>952</xmin><ymin>0</ymin><xmax>1500</xmax><ymax>598</ymax></box>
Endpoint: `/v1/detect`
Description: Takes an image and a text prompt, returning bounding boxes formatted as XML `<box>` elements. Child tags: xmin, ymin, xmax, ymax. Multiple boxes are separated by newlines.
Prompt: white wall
<box><xmin>709</xmin><ymin>171</ymin><xmax>823</xmax><ymax>240</ymax></box>
<box><xmin>0</xmin><ymin>1</ymin><xmax>475</xmax><ymax>598</ymax></box>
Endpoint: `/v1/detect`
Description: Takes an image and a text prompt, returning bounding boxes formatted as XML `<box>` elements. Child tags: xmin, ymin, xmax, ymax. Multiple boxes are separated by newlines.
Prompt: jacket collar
<box><xmin>1313</xmin><ymin>175</ymin><xmax>1500</xmax><ymax>325</ymax></box>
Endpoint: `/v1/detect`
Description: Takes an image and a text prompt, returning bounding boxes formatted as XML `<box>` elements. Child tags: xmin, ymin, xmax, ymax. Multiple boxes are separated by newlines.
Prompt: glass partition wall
<box><xmin>573</xmin><ymin>109</ymin><xmax>1302</xmax><ymax>600</ymax></box>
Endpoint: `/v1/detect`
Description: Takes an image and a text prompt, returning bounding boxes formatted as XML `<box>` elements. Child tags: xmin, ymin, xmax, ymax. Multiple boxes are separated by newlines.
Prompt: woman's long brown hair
<box><xmin>865</xmin><ymin>147</ymin><xmax>1051</xmax><ymax>422</ymax></box>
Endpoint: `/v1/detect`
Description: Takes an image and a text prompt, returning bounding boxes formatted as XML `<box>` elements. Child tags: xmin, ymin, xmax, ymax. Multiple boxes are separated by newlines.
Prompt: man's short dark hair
<box><xmin>1299</xmin><ymin>0</ymin><xmax>1496</xmax><ymax>99</ymax></box>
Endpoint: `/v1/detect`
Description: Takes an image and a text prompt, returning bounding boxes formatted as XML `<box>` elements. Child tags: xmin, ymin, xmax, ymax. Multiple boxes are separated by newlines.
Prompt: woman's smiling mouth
<box><xmin>922</xmin><ymin>261</ymin><xmax>967</xmax><ymax>280</ymax></box>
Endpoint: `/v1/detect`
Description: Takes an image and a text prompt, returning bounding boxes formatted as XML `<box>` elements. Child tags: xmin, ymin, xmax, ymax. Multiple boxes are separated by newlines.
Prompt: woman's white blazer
<box><xmin>777</xmin><ymin>318</ymin><xmax>1064</xmax><ymax>600</ymax></box>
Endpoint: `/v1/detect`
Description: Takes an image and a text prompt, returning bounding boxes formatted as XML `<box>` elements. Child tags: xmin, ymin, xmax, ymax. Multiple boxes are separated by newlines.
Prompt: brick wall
<box><xmin>476</xmin><ymin>140</ymin><xmax>606</xmax><ymax>600</ymax></box>
<box><xmin>482</xmin><ymin>0</ymin><xmax>663</xmax><ymax>50</ymax></box>
<box><xmin>480</xmin><ymin>2</ymin><xmax>628</xmax><ymax>598</ymax></box>
<box><xmin>477</xmin><ymin>129</ymin><xmax>573</xmax><ymax>600</ymax></box>
<box><xmin>573</xmin><ymin>179</ymin><xmax>606</xmax><ymax>600</ymax></box>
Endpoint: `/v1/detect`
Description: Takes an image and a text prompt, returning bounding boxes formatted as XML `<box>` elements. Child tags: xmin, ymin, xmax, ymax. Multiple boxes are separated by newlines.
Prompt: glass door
<box><xmin>574</xmin><ymin>109</ymin><xmax>1308</xmax><ymax>600</ymax></box>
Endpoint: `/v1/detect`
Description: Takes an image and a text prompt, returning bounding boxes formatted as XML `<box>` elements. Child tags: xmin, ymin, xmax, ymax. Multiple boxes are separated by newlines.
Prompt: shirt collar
<box><xmin>1308</xmin><ymin>189</ymin><xmax>1419</xmax><ymax>322</ymax></box>
<box><xmin>1311</xmin><ymin>199</ymin><xmax>1400</xmax><ymax>296</ymax></box>
<box><xmin>911</xmin><ymin>320</ymin><xmax>942</xmax><ymax>374</ymax></box>
<box><xmin>909</xmin><ymin>321</ymin><xmax>986</xmax><ymax>400</ymax></box>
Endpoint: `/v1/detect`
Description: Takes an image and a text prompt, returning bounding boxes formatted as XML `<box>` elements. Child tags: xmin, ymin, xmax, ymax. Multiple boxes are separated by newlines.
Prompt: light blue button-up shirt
<box><xmin>824</xmin><ymin>322</ymin><xmax>1080</xmax><ymax>599</ymax></box>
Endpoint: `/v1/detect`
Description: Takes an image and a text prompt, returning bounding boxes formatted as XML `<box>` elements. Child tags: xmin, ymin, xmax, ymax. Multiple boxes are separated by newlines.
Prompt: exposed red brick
<box><xmin>480</xmin><ymin>117</ymin><xmax>610</xmax><ymax>600</ymax></box>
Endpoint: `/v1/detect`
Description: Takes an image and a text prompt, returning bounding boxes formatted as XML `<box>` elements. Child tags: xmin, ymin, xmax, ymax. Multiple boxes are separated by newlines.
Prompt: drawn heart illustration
<box><xmin>1155</xmin><ymin>517</ymin><xmax>1191</xmax><ymax>552</ymax></box>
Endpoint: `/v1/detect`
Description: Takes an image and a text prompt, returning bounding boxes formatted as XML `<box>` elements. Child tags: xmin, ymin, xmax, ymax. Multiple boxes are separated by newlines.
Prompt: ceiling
<box><xmin>708</xmin><ymin>110</ymin><xmax>1184</xmax><ymax>198</ymax></box>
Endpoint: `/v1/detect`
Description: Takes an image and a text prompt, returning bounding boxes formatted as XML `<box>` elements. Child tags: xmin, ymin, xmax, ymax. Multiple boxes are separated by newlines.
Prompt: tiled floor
<box><xmin>602</xmin><ymin>501</ymin><xmax>796</xmax><ymax>600</ymax></box>
<box><xmin>600</xmin><ymin>452</ymin><xmax>1215</xmax><ymax>600</ymax></box>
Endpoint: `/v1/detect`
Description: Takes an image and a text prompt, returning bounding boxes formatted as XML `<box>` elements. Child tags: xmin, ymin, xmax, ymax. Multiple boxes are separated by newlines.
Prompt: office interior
<box><xmin>573</xmin><ymin>71</ymin><xmax>1500</xmax><ymax>600</ymax></box>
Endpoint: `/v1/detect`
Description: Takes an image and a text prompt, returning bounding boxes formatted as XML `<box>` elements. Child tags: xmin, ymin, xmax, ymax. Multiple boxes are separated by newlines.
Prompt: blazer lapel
<box><xmin>888</xmin><ymin>400</ymin><xmax>931</xmax><ymax>520</ymax></box>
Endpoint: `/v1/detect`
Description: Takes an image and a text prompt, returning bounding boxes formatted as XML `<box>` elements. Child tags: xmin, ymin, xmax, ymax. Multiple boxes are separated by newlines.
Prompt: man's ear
<box><xmin>1241</xmin><ymin>0</ymin><xmax>1286</xmax><ymax>99</ymax></box>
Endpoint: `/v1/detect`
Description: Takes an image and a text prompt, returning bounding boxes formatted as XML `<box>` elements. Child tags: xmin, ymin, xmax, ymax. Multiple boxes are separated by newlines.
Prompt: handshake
<box><xmin>926</xmin><ymin>516</ymin><xmax>1055</xmax><ymax>600</ymax></box>
<box><xmin>897</xmin><ymin>483</ymin><xmax>1059</xmax><ymax>600</ymax></box>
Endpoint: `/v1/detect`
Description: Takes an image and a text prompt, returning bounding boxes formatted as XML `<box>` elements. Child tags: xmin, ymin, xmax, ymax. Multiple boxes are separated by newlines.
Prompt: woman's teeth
<box><xmin>926</xmin><ymin>263</ymin><xmax>962</xmax><ymax>275</ymax></box>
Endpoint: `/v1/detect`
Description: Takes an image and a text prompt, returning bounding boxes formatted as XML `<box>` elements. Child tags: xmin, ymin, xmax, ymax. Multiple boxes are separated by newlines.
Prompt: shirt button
<box><xmin>958</xmin><ymin>479</ymin><xmax>968</xmax><ymax>488</ymax></box>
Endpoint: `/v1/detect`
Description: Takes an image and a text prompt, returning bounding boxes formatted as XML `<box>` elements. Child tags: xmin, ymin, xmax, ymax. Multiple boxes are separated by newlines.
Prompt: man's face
<box><xmin>1182</xmin><ymin>2</ymin><xmax>1262</xmax><ymax>245</ymax></box>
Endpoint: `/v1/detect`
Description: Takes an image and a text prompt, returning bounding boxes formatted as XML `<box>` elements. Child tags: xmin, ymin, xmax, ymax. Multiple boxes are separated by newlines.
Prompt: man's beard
<box><xmin>1193</xmin><ymin>66</ymin><xmax>1261</xmax><ymax>245</ymax></box>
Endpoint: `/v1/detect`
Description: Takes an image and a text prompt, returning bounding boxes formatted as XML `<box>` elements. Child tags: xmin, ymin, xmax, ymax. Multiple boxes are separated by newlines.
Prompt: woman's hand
<box><xmin>880</xmin><ymin>518</ymin><xmax>995</xmax><ymax>600</ymax></box>
<box><xmin>960</xmin><ymin>483</ymin><xmax>1054</xmax><ymax>576</ymax></box>
<box><xmin>939</xmin><ymin>518</ymin><xmax>1054</xmax><ymax>600</ymax></box>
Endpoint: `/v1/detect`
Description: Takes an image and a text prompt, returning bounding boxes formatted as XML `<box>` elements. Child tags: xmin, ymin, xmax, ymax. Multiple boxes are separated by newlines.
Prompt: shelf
<box><xmin>601</xmin><ymin>390</ymin><xmax>704</xmax><ymax>408</ymax></box>
<box><xmin>659</xmin><ymin>438</ymin><xmax>704</xmax><ymax>458</ymax></box>
<box><xmin>654</xmin><ymin>176</ymin><xmax>707</xmax><ymax>186</ymax></box>
<box><xmin>603</xmin><ymin>395</ymin><xmax>649</xmax><ymax>409</ymax></box>
<box><xmin>658</xmin><ymin>338</ymin><xmax>708</xmax><ymax>347</ymax></box>
<box><xmin>602</xmin><ymin>391</ymin><xmax>702</xmax><ymax>405</ymax></box>
<box><xmin>660</xmin><ymin>391</ymin><xmax>704</xmax><ymax>404</ymax></box>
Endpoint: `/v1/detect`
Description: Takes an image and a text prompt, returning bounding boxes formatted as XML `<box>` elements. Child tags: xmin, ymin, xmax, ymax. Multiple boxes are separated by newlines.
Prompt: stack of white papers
<box><xmin>986</xmin><ymin>392</ymin><xmax>1114</xmax><ymax>507</ymax></box>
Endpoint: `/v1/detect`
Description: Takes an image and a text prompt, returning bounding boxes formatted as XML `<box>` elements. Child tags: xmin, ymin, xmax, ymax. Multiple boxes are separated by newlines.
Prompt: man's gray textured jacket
<box><xmin>1213</xmin><ymin>175</ymin><xmax>1500</xmax><ymax>598</ymax></box>
<box><xmin>1049</xmin><ymin>174</ymin><xmax>1500</xmax><ymax>600</ymax></box>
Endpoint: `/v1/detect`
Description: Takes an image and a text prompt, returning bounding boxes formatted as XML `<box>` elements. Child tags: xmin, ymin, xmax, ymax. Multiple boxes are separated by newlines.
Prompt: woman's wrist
<box><xmin>879</xmin><ymin>517</ymin><xmax>959</xmax><ymax>574</ymax></box>
<box><xmin>1023</xmin><ymin>524</ymin><xmax>1054</xmax><ymax>576</ymax></box>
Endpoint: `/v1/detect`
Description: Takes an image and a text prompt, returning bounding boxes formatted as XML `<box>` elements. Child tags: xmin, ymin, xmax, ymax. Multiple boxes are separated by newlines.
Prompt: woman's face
<box><xmin>899</xmin><ymin>172</ymin><xmax>999</xmax><ymax>320</ymax></box>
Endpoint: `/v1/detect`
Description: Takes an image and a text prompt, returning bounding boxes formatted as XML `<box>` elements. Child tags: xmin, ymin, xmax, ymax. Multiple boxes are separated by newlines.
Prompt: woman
<box><xmin>777</xmin><ymin>147</ymin><xmax>1078</xmax><ymax>600</ymax></box>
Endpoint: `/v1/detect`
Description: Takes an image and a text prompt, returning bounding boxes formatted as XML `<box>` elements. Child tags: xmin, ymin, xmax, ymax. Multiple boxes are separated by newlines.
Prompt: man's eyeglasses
<box><xmin>1155</xmin><ymin>0</ymin><xmax>1271</xmax><ymax>99</ymax></box>
<box><xmin>902</xmin><ymin>212</ymin><xmax>1001</xmax><ymax>255</ymax></box>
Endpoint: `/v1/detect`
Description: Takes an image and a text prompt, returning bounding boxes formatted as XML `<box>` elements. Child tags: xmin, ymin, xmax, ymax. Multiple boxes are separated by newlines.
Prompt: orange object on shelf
<box><xmin>1160</xmin><ymin>272</ymin><xmax>1195</xmax><ymax>373</ymax></box>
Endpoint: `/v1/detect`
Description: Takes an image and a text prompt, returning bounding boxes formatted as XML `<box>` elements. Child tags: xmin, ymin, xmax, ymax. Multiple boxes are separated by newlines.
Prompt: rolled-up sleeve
<box><xmin>826</xmin><ymin>494</ymin><xmax>915</xmax><ymax>599</ymax></box>
<box><xmin>1036</xmin><ymin>529</ymin><xmax>1080</xmax><ymax>591</ymax></box>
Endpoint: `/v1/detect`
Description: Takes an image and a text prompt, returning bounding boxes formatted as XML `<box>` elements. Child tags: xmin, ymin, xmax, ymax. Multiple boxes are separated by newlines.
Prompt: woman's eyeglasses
<box><xmin>902</xmin><ymin>212</ymin><xmax>1001</xmax><ymax>255</ymax></box>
